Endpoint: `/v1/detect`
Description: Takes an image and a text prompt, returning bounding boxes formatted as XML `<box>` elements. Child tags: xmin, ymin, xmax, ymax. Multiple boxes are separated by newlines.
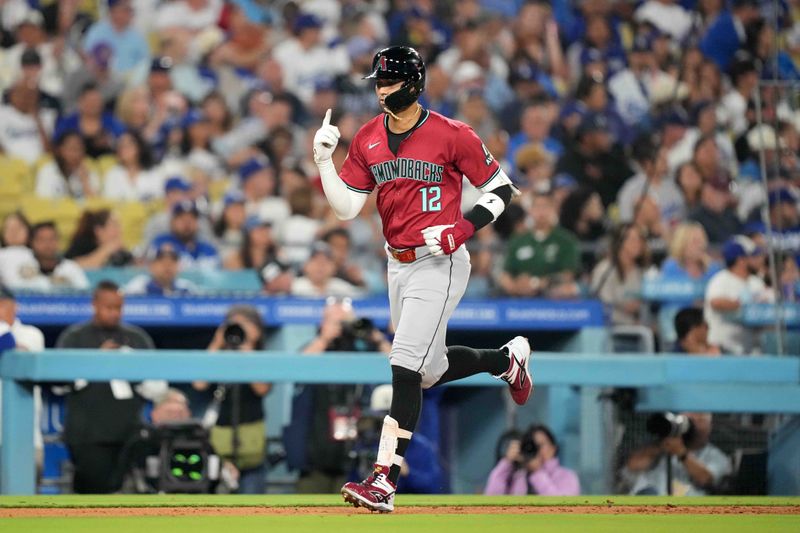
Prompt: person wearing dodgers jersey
<box><xmin>312</xmin><ymin>45</ymin><xmax>534</xmax><ymax>512</ymax></box>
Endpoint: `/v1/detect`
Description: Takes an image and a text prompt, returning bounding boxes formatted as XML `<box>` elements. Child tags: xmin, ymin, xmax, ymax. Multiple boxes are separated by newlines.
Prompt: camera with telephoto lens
<box><xmin>646</xmin><ymin>412</ymin><xmax>696</xmax><ymax>444</ymax></box>
<box><xmin>519</xmin><ymin>433</ymin><xmax>540</xmax><ymax>462</ymax></box>
<box><xmin>222</xmin><ymin>321</ymin><xmax>247</xmax><ymax>349</ymax></box>
<box><xmin>340</xmin><ymin>317</ymin><xmax>375</xmax><ymax>342</ymax></box>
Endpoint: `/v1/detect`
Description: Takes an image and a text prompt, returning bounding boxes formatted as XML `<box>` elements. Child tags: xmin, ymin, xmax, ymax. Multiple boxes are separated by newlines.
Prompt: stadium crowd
<box><xmin>0</xmin><ymin>0</ymin><xmax>798</xmax><ymax>495</ymax></box>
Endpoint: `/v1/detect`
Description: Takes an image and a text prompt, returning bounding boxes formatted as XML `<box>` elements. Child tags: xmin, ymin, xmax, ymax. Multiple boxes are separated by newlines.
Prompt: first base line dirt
<box><xmin>2</xmin><ymin>505</ymin><xmax>799</xmax><ymax>518</ymax></box>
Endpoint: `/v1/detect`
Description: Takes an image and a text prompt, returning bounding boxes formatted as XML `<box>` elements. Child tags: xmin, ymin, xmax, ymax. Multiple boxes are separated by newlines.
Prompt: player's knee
<box><xmin>391</xmin><ymin>364</ymin><xmax>422</xmax><ymax>386</ymax></box>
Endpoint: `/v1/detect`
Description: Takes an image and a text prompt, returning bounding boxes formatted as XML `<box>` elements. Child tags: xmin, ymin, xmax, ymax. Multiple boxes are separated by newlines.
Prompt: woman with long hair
<box><xmin>590</xmin><ymin>224</ymin><xmax>650</xmax><ymax>325</ymax></box>
<box><xmin>65</xmin><ymin>209</ymin><xmax>133</xmax><ymax>269</ymax></box>
<box><xmin>213</xmin><ymin>192</ymin><xmax>248</xmax><ymax>259</ymax></box>
<box><xmin>103</xmin><ymin>130</ymin><xmax>163</xmax><ymax>201</ymax></box>
<box><xmin>1</xmin><ymin>212</ymin><xmax>31</xmax><ymax>248</ymax></box>
<box><xmin>223</xmin><ymin>217</ymin><xmax>278</xmax><ymax>270</ymax></box>
<box><xmin>35</xmin><ymin>131</ymin><xmax>99</xmax><ymax>199</ymax></box>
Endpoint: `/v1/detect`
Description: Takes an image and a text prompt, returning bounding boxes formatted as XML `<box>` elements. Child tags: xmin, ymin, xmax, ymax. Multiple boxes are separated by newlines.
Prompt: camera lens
<box><xmin>222</xmin><ymin>323</ymin><xmax>246</xmax><ymax>348</ymax></box>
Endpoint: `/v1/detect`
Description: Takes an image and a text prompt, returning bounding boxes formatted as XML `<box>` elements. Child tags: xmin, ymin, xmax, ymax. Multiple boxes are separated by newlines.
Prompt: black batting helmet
<box><xmin>364</xmin><ymin>46</ymin><xmax>426</xmax><ymax>113</ymax></box>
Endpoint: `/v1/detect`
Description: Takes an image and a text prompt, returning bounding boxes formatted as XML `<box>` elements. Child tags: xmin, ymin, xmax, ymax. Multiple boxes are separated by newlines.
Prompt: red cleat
<box><xmin>341</xmin><ymin>464</ymin><xmax>396</xmax><ymax>513</ymax></box>
<box><xmin>497</xmin><ymin>336</ymin><xmax>533</xmax><ymax>405</ymax></box>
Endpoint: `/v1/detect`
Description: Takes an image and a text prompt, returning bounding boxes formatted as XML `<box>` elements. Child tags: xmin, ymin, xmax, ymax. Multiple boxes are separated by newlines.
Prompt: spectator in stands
<box><xmin>555</xmin><ymin>112</ymin><xmax>634</xmax><ymax>207</ymax></box>
<box><xmin>688</xmin><ymin>157</ymin><xmax>741</xmax><ymax>245</ymax></box>
<box><xmin>141</xmin><ymin>176</ymin><xmax>214</xmax><ymax>247</ymax></box>
<box><xmin>485</xmin><ymin>424</ymin><xmax>580</xmax><ymax>496</ymax></box>
<box><xmin>291</xmin><ymin>242</ymin><xmax>364</xmax><ymax>298</ymax></box>
<box><xmin>704</xmin><ymin>236</ymin><xmax>773</xmax><ymax>355</ymax></box>
<box><xmin>238</xmin><ymin>157</ymin><xmax>290</xmax><ymax>226</ymax></box>
<box><xmin>674</xmin><ymin>307</ymin><xmax>721</xmax><ymax>355</ymax></box>
<box><xmin>0</xmin><ymin>212</ymin><xmax>31</xmax><ymax>248</ymax></box>
<box><xmin>717</xmin><ymin>53</ymin><xmax>759</xmax><ymax>138</ymax></box>
<box><xmin>623</xmin><ymin>412</ymin><xmax>731</xmax><ymax>496</ymax></box>
<box><xmin>124</xmin><ymin>242</ymin><xmax>197</xmax><ymax>296</ymax></box>
<box><xmin>65</xmin><ymin>209</ymin><xmax>133</xmax><ymax>269</ymax></box>
<box><xmin>34</xmin><ymin>131</ymin><xmax>99</xmax><ymax>199</ymax></box>
<box><xmin>279</xmin><ymin>187</ymin><xmax>322</xmax><ymax>267</ymax></box>
<box><xmin>193</xmin><ymin>305</ymin><xmax>272</xmax><ymax>494</ymax></box>
<box><xmin>560</xmin><ymin>187</ymin><xmax>605</xmax><ymax>244</ymax></box>
<box><xmin>0</xmin><ymin>80</ymin><xmax>56</xmax><ymax>165</ymax></box>
<box><xmin>500</xmin><ymin>190</ymin><xmax>580</xmax><ymax>299</ymax></box>
<box><xmin>273</xmin><ymin>13</ymin><xmax>349</xmax><ymax>106</ymax></box>
<box><xmin>675</xmin><ymin>162</ymin><xmax>704</xmax><ymax>211</ymax></box>
<box><xmin>699</xmin><ymin>0</ymin><xmax>762</xmax><ymax>71</ymax></box>
<box><xmin>514</xmin><ymin>143</ymin><xmax>554</xmax><ymax>194</ymax></box>
<box><xmin>56</xmin><ymin>280</ymin><xmax>164</xmax><ymax>494</ymax></box>
<box><xmin>83</xmin><ymin>0</ymin><xmax>150</xmax><ymax>77</ymax></box>
<box><xmin>293</xmin><ymin>299</ymin><xmax>392</xmax><ymax>493</ymax></box>
<box><xmin>507</xmin><ymin>98</ymin><xmax>562</xmax><ymax>166</ymax></box>
<box><xmin>103</xmin><ymin>130</ymin><xmax>163</xmax><ymax>202</ymax></box>
<box><xmin>0</xmin><ymin>221</ymin><xmax>89</xmax><ymax>291</ymax></box>
<box><xmin>54</xmin><ymin>81</ymin><xmax>125</xmax><ymax>158</ymax></box>
<box><xmin>63</xmin><ymin>42</ymin><xmax>124</xmax><ymax>113</ymax></box>
<box><xmin>213</xmin><ymin>190</ymin><xmax>247</xmax><ymax>259</ymax></box>
<box><xmin>223</xmin><ymin>216</ymin><xmax>277</xmax><ymax>271</ymax></box>
<box><xmin>150</xmin><ymin>200</ymin><xmax>219</xmax><ymax>271</ymax></box>
<box><xmin>590</xmin><ymin>224</ymin><xmax>649</xmax><ymax>326</ymax></box>
<box><xmin>322</xmin><ymin>228</ymin><xmax>366</xmax><ymax>289</ymax></box>
<box><xmin>661</xmin><ymin>222</ymin><xmax>722</xmax><ymax>283</ymax></box>
<box><xmin>180</xmin><ymin>109</ymin><xmax>224</xmax><ymax>182</ymax></box>
<box><xmin>779</xmin><ymin>255</ymin><xmax>800</xmax><ymax>302</ymax></box>
<box><xmin>618</xmin><ymin>139</ymin><xmax>685</xmax><ymax>228</ymax></box>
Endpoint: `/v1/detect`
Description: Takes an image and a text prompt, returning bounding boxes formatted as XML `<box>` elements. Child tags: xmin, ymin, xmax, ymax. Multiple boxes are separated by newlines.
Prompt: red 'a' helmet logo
<box><xmin>379</xmin><ymin>55</ymin><xmax>387</xmax><ymax>71</ymax></box>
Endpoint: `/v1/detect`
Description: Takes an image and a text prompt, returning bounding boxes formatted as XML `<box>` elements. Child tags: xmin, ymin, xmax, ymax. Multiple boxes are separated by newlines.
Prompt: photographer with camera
<box><xmin>288</xmin><ymin>298</ymin><xmax>391</xmax><ymax>493</ymax></box>
<box><xmin>623</xmin><ymin>412</ymin><xmax>731</xmax><ymax>496</ymax></box>
<box><xmin>484</xmin><ymin>424</ymin><xmax>580</xmax><ymax>495</ymax></box>
<box><xmin>193</xmin><ymin>305</ymin><xmax>271</xmax><ymax>494</ymax></box>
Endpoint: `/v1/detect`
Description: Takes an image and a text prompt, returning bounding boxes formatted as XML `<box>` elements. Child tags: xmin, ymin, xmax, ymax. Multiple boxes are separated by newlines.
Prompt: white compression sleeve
<box><xmin>317</xmin><ymin>158</ymin><xmax>368</xmax><ymax>220</ymax></box>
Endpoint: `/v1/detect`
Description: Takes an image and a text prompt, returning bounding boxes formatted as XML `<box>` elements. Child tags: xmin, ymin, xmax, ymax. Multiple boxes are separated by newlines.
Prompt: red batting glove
<box><xmin>421</xmin><ymin>219</ymin><xmax>475</xmax><ymax>256</ymax></box>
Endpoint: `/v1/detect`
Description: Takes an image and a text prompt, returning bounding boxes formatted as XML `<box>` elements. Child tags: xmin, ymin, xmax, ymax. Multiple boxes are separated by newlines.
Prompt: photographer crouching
<box><xmin>484</xmin><ymin>424</ymin><xmax>580</xmax><ymax>495</ymax></box>
<box><xmin>623</xmin><ymin>412</ymin><xmax>732</xmax><ymax>496</ymax></box>
<box><xmin>287</xmin><ymin>297</ymin><xmax>391</xmax><ymax>493</ymax></box>
<box><xmin>193</xmin><ymin>305</ymin><xmax>272</xmax><ymax>494</ymax></box>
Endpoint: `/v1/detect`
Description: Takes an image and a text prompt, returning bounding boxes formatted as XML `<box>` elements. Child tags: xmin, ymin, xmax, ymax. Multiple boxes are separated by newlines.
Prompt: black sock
<box><xmin>387</xmin><ymin>365</ymin><xmax>421</xmax><ymax>485</ymax></box>
<box><xmin>433</xmin><ymin>346</ymin><xmax>509</xmax><ymax>387</ymax></box>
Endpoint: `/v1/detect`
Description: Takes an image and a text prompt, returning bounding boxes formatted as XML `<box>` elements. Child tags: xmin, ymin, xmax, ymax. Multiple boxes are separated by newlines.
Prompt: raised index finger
<box><xmin>323</xmin><ymin>108</ymin><xmax>332</xmax><ymax>127</ymax></box>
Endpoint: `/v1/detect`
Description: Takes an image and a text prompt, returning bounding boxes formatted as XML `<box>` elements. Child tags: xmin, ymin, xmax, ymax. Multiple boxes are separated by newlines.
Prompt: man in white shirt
<box><xmin>291</xmin><ymin>242</ymin><xmax>364</xmax><ymax>298</ymax></box>
<box><xmin>717</xmin><ymin>54</ymin><xmax>758</xmax><ymax>138</ymax></box>
<box><xmin>0</xmin><ymin>80</ymin><xmax>55</xmax><ymax>164</ymax></box>
<box><xmin>272</xmin><ymin>13</ymin><xmax>349</xmax><ymax>105</ymax></box>
<box><xmin>0</xmin><ymin>221</ymin><xmax>89</xmax><ymax>291</ymax></box>
<box><xmin>704</xmin><ymin>236</ymin><xmax>773</xmax><ymax>355</ymax></box>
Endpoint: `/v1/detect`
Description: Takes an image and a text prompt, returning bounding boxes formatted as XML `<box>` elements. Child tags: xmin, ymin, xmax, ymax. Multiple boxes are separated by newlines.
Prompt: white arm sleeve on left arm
<box><xmin>317</xmin><ymin>158</ymin><xmax>368</xmax><ymax>220</ymax></box>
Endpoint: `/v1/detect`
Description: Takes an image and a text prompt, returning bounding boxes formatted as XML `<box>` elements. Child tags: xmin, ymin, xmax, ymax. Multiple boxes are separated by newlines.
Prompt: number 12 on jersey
<box><xmin>420</xmin><ymin>186</ymin><xmax>442</xmax><ymax>212</ymax></box>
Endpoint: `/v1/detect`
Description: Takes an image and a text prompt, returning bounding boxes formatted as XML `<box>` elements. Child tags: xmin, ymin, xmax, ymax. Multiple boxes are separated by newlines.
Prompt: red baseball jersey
<box><xmin>339</xmin><ymin>109</ymin><xmax>502</xmax><ymax>249</ymax></box>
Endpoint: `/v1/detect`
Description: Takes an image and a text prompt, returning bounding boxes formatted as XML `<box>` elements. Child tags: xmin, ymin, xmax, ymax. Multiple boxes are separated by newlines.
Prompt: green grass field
<box><xmin>1</xmin><ymin>495</ymin><xmax>798</xmax><ymax>533</ymax></box>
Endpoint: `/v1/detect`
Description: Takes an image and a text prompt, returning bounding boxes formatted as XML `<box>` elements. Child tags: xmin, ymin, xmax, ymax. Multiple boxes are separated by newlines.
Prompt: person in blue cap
<box><xmin>124</xmin><ymin>242</ymin><xmax>198</xmax><ymax>296</ymax></box>
<box><xmin>141</xmin><ymin>176</ymin><xmax>212</xmax><ymax>246</ymax></box>
<box><xmin>149</xmin><ymin>199</ymin><xmax>219</xmax><ymax>270</ymax></box>
<box><xmin>238</xmin><ymin>157</ymin><xmax>290</xmax><ymax>225</ymax></box>
<box><xmin>704</xmin><ymin>235</ymin><xmax>773</xmax><ymax>354</ymax></box>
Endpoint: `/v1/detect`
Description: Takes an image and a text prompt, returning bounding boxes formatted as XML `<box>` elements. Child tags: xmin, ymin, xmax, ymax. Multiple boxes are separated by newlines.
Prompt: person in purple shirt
<box><xmin>485</xmin><ymin>424</ymin><xmax>580</xmax><ymax>496</ymax></box>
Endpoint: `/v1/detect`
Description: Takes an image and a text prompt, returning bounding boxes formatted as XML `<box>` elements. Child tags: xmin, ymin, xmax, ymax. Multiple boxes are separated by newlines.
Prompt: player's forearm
<box><xmin>464</xmin><ymin>183</ymin><xmax>514</xmax><ymax>232</ymax></box>
<box><xmin>317</xmin><ymin>158</ymin><xmax>367</xmax><ymax>220</ymax></box>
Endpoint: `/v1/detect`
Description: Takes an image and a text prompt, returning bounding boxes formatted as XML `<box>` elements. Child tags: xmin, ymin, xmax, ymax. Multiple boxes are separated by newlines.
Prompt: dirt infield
<box><xmin>2</xmin><ymin>505</ymin><xmax>798</xmax><ymax>518</ymax></box>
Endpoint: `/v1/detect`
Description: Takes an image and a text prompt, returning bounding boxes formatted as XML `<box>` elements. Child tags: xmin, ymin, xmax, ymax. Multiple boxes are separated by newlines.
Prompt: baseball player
<box><xmin>313</xmin><ymin>46</ymin><xmax>533</xmax><ymax>512</ymax></box>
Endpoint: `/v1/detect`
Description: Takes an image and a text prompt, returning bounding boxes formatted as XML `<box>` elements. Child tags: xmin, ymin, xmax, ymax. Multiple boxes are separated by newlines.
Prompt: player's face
<box><xmin>375</xmin><ymin>80</ymin><xmax>404</xmax><ymax>110</ymax></box>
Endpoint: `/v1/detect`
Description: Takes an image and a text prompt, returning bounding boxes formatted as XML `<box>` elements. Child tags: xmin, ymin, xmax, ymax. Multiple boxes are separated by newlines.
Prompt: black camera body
<box><xmin>646</xmin><ymin>412</ymin><xmax>696</xmax><ymax>444</ymax></box>
<box><xmin>222</xmin><ymin>321</ymin><xmax>247</xmax><ymax>349</ymax></box>
<box><xmin>519</xmin><ymin>433</ymin><xmax>540</xmax><ymax>461</ymax></box>
<box><xmin>340</xmin><ymin>317</ymin><xmax>375</xmax><ymax>342</ymax></box>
